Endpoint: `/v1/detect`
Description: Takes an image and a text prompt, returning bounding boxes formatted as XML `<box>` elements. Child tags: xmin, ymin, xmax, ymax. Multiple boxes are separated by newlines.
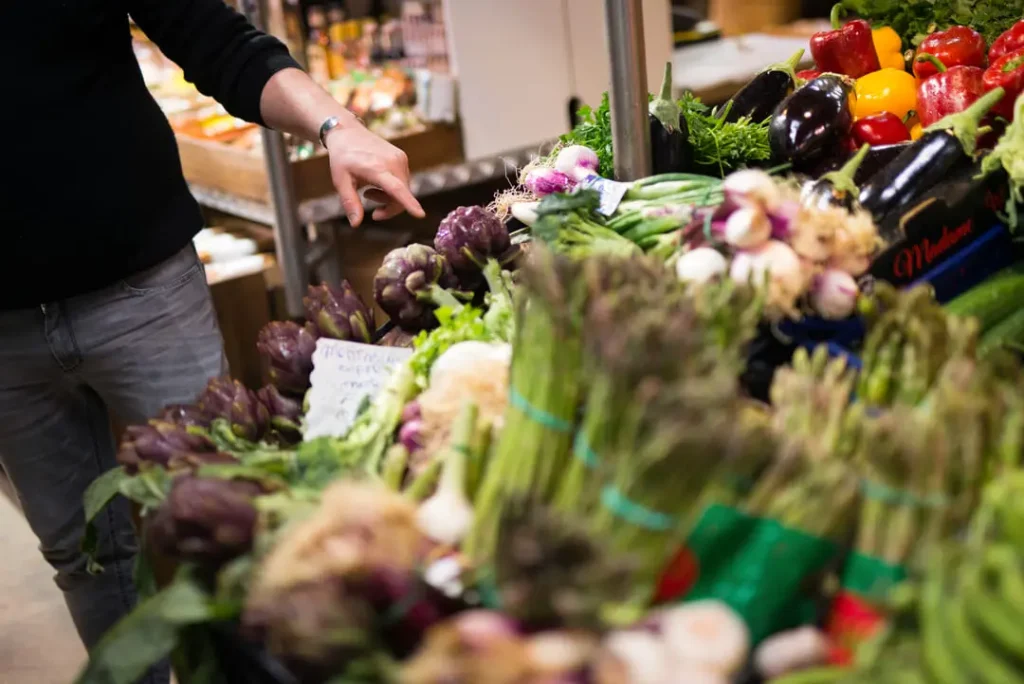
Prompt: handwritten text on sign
<box><xmin>304</xmin><ymin>339</ymin><xmax>412</xmax><ymax>439</ymax></box>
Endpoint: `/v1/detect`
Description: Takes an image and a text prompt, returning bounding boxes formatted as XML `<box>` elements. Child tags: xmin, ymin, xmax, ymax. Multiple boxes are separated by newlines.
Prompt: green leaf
<box><xmin>84</xmin><ymin>468</ymin><xmax>129</xmax><ymax>524</ymax></box>
<box><xmin>73</xmin><ymin>573</ymin><xmax>215</xmax><ymax>684</ymax></box>
<box><xmin>133</xmin><ymin>544</ymin><xmax>158</xmax><ymax>602</ymax></box>
<box><xmin>536</xmin><ymin>189</ymin><xmax>602</xmax><ymax>217</ymax></box>
<box><xmin>118</xmin><ymin>467</ymin><xmax>172</xmax><ymax>511</ymax></box>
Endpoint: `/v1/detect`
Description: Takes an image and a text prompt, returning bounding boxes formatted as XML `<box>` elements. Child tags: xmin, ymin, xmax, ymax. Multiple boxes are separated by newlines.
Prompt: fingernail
<box><xmin>348</xmin><ymin>212</ymin><xmax>359</xmax><ymax>224</ymax></box>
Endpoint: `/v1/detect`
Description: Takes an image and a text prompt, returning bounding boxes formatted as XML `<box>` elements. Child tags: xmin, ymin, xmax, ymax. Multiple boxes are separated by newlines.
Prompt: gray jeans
<box><xmin>0</xmin><ymin>245</ymin><xmax>226</xmax><ymax>680</ymax></box>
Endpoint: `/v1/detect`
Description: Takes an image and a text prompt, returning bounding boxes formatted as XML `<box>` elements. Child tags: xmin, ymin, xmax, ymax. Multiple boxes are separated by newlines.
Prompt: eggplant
<box><xmin>649</xmin><ymin>62</ymin><xmax>691</xmax><ymax>175</ymax></box>
<box><xmin>721</xmin><ymin>49</ymin><xmax>804</xmax><ymax>124</ymax></box>
<box><xmin>801</xmin><ymin>143</ymin><xmax>870</xmax><ymax>212</ymax></box>
<box><xmin>769</xmin><ymin>74</ymin><xmax>854</xmax><ymax>171</ymax></box>
<box><xmin>859</xmin><ymin>87</ymin><xmax>1005</xmax><ymax>241</ymax></box>
<box><xmin>807</xmin><ymin>142</ymin><xmax>912</xmax><ymax>186</ymax></box>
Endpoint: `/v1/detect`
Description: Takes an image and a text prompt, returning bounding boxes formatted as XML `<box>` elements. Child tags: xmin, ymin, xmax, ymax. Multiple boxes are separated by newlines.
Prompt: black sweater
<box><xmin>1</xmin><ymin>0</ymin><xmax>299</xmax><ymax>309</ymax></box>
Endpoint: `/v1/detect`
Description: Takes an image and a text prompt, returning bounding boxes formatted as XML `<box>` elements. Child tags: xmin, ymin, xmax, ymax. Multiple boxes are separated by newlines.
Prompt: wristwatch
<box><xmin>318</xmin><ymin>113</ymin><xmax>365</xmax><ymax>148</ymax></box>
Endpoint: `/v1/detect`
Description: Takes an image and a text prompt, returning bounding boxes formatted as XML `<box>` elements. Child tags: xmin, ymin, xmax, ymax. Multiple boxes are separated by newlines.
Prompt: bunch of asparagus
<box><xmin>781</xmin><ymin>473</ymin><xmax>1024</xmax><ymax>684</ymax></box>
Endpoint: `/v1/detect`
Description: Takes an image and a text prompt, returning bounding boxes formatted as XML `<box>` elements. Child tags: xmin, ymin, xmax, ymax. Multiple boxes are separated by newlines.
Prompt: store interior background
<box><xmin>2</xmin><ymin>0</ymin><xmax>832</xmax><ymax>681</ymax></box>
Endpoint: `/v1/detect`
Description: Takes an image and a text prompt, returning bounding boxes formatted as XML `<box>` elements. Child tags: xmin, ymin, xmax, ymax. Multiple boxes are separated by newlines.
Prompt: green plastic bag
<box><xmin>682</xmin><ymin>510</ymin><xmax>839</xmax><ymax>643</ymax></box>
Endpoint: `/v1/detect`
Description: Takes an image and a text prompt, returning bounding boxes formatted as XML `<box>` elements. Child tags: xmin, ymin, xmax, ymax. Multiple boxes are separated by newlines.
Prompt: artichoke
<box><xmin>373</xmin><ymin>244</ymin><xmax>456</xmax><ymax>332</ymax></box>
<box><xmin>256</xmin><ymin>321</ymin><xmax>318</xmax><ymax>397</ymax></box>
<box><xmin>157</xmin><ymin>404</ymin><xmax>211</xmax><ymax>429</ymax></box>
<box><xmin>197</xmin><ymin>377</ymin><xmax>270</xmax><ymax>443</ymax></box>
<box><xmin>116</xmin><ymin>421</ymin><xmax>233</xmax><ymax>474</ymax></box>
<box><xmin>146</xmin><ymin>475</ymin><xmax>263</xmax><ymax>566</ymax></box>
<box><xmin>303</xmin><ymin>280</ymin><xmax>375</xmax><ymax>343</ymax></box>
<box><xmin>434</xmin><ymin>205</ymin><xmax>519</xmax><ymax>287</ymax></box>
<box><xmin>257</xmin><ymin>385</ymin><xmax>303</xmax><ymax>445</ymax></box>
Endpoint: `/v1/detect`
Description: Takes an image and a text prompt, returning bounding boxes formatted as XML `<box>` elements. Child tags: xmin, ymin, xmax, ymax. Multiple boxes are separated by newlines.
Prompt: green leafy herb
<box><xmin>680</xmin><ymin>93</ymin><xmax>772</xmax><ymax>176</ymax></box>
<box><xmin>562</xmin><ymin>94</ymin><xmax>616</xmax><ymax>178</ymax></box>
<box><xmin>409</xmin><ymin>304</ymin><xmax>495</xmax><ymax>390</ymax></box>
<box><xmin>560</xmin><ymin>92</ymin><xmax>771</xmax><ymax>180</ymax></box>
<box><xmin>842</xmin><ymin>0</ymin><xmax>1024</xmax><ymax>45</ymax></box>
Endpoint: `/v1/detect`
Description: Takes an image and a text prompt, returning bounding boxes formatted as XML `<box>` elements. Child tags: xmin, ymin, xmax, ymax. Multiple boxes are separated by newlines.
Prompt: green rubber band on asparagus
<box><xmin>600</xmin><ymin>485</ymin><xmax>674</xmax><ymax>531</ymax></box>
<box><xmin>508</xmin><ymin>386</ymin><xmax>573</xmax><ymax>433</ymax></box>
<box><xmin>860</xmin><ymin>479</ymin><xmax>948</xmax><ymax>509</ymax></box>
<box><xmin>572</xmin><ymin>431</ymin><xmax>599</xmax><ymax>468</ymax></box>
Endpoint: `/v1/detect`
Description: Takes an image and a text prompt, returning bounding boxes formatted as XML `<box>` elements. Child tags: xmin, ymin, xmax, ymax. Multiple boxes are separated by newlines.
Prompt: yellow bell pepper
<box><xmin>873</xmin><ymin>27</ymin><xmax>905</xmax><ymax>71</ymax></box>
<box><xmin>910</xmin><ymin>123</ymin><xmax>924</xmax><ymax>140</ymax></box>
<box><xmin>854</xmin><ymin>68</ymin><xmax>917</xmax><ymax>120</ymax></box>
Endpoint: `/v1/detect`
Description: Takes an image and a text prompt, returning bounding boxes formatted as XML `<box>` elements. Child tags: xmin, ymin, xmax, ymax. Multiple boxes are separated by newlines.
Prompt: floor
<box><xmin>0</xmin><ymin>488</ymin><xmax>86</xmax><ymax>683</ymax></box>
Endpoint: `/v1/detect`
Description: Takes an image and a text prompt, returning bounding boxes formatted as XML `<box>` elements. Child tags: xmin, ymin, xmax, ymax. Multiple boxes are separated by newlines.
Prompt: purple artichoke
<box><xmin>146</xmin><ymin>475</ymin><xmax>263</xmax><ymax>566</ymax></box>
<box><xmin>157</xmin><ymin>404</ymin><xmax>212</xmax><ymax>429</ymax></box>
<box><xmin>257</xmin><ymin>385</ymin><xmax>303</xmax><ymax>445</ymax></box>
<box><xmin>303</xmin><ymin>280</ymin><xmax>375</xmax><ymax>343</ymax></box>
<box><xmin>117</xmin><ymin>421</ymin><xmax>233</xmax><ymax>474</ymax></box>
<box><xmin>256</xmin><ymin>321</ymin><xmax>318</xmax><ymax>398</ymax></box>
<box><xmin>373</xmin><ymin>244</ymin><xmax>456</xmax><ymax>332</ymax></box>
<box><xmin>434</xmin><ymin>205</ymin><xmax>519</xmax><ymax>286</ymax></box>
<box><xmin>197</xmin><ymin>377</ymin><xmax>270</xmax><ymax>443</ymax></box>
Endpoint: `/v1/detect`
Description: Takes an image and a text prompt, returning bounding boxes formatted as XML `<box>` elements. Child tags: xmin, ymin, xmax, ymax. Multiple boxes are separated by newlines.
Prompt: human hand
<box><xmin>324</xmin><ymin>123</ymin><xmax>425</xmax><ymax>227</ymax></box>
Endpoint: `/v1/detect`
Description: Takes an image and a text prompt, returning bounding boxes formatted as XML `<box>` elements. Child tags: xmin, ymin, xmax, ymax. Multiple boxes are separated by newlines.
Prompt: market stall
<box><xmin>72</xmin><ymin>1</ymin><xmax>1024</xmax><ymax>683</ymax></box>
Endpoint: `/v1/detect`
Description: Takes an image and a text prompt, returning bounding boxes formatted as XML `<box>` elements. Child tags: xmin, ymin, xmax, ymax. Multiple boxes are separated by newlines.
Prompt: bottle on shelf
<box><xmin>305</xmin><ymin>5</ymin><xmax>332</xmax><ymax>84</ymax></box>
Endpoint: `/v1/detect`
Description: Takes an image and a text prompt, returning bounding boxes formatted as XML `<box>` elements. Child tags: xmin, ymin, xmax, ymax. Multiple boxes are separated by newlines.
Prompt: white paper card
<box><xmin>304</xmin><ymin>339</ymin><xmax>413</xmax><ymax>440</ymax></box>
<box><xmin>580</xmin><ymin>175</ymin><xmax>631</xmax><ymax>216</ymax></box>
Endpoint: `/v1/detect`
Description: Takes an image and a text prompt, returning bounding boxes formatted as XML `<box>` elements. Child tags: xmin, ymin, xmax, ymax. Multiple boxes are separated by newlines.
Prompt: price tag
<box><xmin>304</xmin><ymin>339</ymin><xmax>413</xmax><ymax>439</ymax></box>
<box><xmin>579</xmin><ymin>175</ymin><xmax>631</xmax><ymax>216</ymax></box>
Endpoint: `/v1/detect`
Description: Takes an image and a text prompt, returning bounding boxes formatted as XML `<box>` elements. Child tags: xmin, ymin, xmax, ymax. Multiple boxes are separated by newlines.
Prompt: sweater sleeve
<box><xmin>128</xmin><ymin>0</ymin><xmax>301</xmax><ymax>125</ymax></box>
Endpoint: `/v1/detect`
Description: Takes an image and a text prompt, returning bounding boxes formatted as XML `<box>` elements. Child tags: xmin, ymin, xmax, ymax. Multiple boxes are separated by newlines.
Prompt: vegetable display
<box><xmin>69</xmin><ymin>6</ymin><xmax>1024</xmax><ymax>683</ymax></box>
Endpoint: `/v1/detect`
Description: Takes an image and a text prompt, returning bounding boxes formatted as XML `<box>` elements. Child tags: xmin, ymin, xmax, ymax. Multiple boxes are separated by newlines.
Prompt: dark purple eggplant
<box><xmin>721</xmin><ymin>49</ymin><xmax>804</xmax><ymax>124</ymax></box>
<box><xmin>769</xmin><ymin>74</ymin><xmax>854</xmax><ymax>170</ymax></box>
<box><xmin>859</xmin><ymin>87</ymin><xmax>1005</xmax><ymax>241</ymax></box>
<box><xmin>649</xmin><ymin>62</ymin><xmax>691</xmax><ymax>175</ymax></box>
<box><xmin>808</xmin><ymin>142</ymin><xmax>912</xmax><ymax>186</ymax></box>
<box><xmin>801</xmin><ymin>143</ymin><xmax>869</xmax><ymax>212</ymax></box>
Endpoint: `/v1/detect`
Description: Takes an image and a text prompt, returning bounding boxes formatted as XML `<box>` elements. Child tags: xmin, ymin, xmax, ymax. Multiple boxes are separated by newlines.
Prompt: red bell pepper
<box><xmin>915</xmin><ymin>54</ymin><xmax>987</xmax><ymax>127</ymax></box>
<box><xmin>852</xmin><ymin>112</ymin><xmax>911</xmax><ymax>145</ymax></box>
<box><xmin>912</xmin><ymin>26</ymin><xmax>987</xmax><ymax>79</ymax></box>
<box><xmin>809</xmin><ymin>4</ymin><xmax>881</xmax><ymax>79</ymax></box>
<box><xmin>990</xmin><ymin>20</ymin><xmax>1024</xmax><ymax>64</ymax></box>
<box><xmin>796</xmin><ymin>69</ymin><xmax>824</xmax><ymax>82</ymax></box>
<box><xmin>983</xmin><ymin>48</ymin><xmax>1024</xmax><ymax>120</ymax></box>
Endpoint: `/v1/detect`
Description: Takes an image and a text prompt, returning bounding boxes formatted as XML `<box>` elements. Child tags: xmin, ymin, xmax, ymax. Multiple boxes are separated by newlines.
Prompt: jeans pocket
<box><xmin>121</xmin><ymin>245</ymin><xmax>203</xmax><ymax>297</ymax></box>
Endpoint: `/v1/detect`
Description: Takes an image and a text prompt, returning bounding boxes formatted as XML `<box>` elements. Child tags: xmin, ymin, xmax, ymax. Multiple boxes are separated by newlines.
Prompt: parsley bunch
<box><xmin>560</xmin><ymin>91</ymin><xmax>771</xmax><ymax>179</ymax></box>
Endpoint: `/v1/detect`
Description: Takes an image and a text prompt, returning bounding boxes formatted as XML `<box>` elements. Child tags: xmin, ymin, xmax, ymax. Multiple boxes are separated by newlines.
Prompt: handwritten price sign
<box><xmin>304</xmin><ymin>339</ymin><xmax>412</xmax><ymax>439</ymax></box>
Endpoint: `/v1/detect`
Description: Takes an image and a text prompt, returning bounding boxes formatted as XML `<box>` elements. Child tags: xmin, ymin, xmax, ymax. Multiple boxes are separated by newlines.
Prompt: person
<box><xmin>0</xmin><ymin>1</ymin><xmax>424</xmax><ymax>681</ymax></box>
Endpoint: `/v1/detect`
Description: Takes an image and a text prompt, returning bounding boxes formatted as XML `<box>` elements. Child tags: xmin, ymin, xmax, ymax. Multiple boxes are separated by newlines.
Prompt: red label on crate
<box><xmin>653</xmin><ymin>546</ymin><xmax>699</xmax><ymax>603</ymax></box>
<box><xmin>892</xmin><ymin>219</ymin><xmax>974</xmax><ymax>280</ymax></box>
<box><xmin>826</xmin><ymin>590</ymin><xmax>887</xmax><ymax>665</ymax></box>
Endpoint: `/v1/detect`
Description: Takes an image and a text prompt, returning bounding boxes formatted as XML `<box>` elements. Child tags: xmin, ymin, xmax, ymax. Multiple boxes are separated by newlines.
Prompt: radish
<box><xmin>722</xmin><ymin>169</ymin><xmax>780</xmax><ymax>210</ymax></box>
<box><xmin>524</xmin><ymin>168</ymin><xmax>574</xmax><ymax>197</ymax></box>
<box><xmin>724</xmin><ymin>206</ymin><xmax>771</xmax><ymax>249</ymax></box>
<box><xmin>754</xmin><ymin>626</ymin><xmax>829</xmax><ymax>679</ymax></box>
<box><xmin>657</xmin><ymin>600</ymin><xmax>750</xmax><ymax>676</ymax></box>
<box><xmin>603</xmin><ymin>630</ymin><xmax>672</xmax><ymax>684</ymax></box>
<box><xmin>511</xmin><ymin>201</ymin><xmax>540</xmax><ymax>226</ymax></box>
<box><xmin>554</xmin><ymin>145</ymin><xmax>600</xmax><ymax>181</ymax></box>
<box><xmin>810</xmin><ymin>269</ymin><xmax>859</xmax><ymax>320</ymax></box>
<box><xmin>730</xmin><ymin>240</ymin><xmax>806</xmax><ymax>318</ymax></box>
<box><xmin>676</xmin><ymin>247</ymin><xmax>728</xmax><ymax>285</ymax></box>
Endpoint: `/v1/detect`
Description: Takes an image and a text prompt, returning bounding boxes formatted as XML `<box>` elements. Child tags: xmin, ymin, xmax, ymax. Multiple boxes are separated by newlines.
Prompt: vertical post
<box><xmin>247</xmin><ymin>0</ymin><xmax>309</xmax><ymax>318</ymax></box>
<box><xmin>604</xmin><ymin>0</ymin><xmax>651</xmax><ymax>181</ymax></box>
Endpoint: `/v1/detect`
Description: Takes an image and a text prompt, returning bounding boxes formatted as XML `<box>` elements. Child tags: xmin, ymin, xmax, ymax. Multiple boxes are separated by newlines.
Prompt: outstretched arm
<box><xmin>129</xmin><ymin>0</ymin><xmax>423</xmax><ymax>225</ymax></box>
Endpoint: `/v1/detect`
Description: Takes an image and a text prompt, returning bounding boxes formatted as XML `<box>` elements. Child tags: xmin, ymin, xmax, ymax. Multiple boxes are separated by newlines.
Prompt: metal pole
<box><xmin>604</xmin><ymin>0</ymin><xmax>651</xmax><ymax>181</ymax></box>
<box><xmin>247</xmin><ymin>0</ymin><xmax>308</xmax><ymax>318</ymax></box>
